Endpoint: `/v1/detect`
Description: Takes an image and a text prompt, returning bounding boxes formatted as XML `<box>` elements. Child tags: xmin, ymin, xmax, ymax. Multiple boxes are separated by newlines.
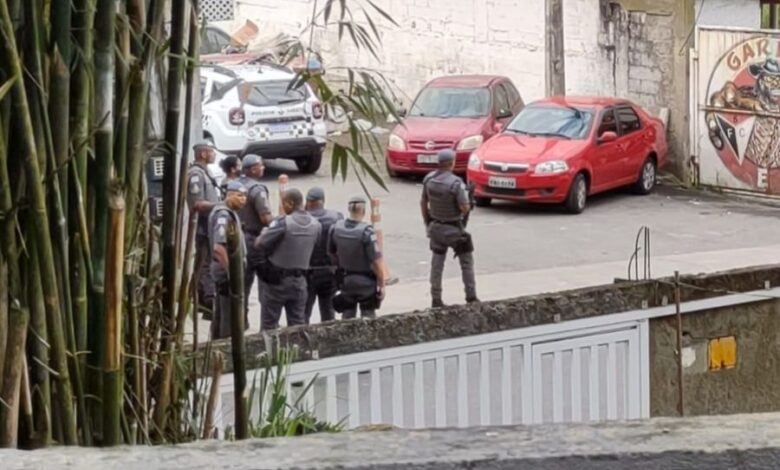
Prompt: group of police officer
<box><xmin>186</xmin><ymin>141</ymin><xmax>391</xmax><ymax>339</ymax></box>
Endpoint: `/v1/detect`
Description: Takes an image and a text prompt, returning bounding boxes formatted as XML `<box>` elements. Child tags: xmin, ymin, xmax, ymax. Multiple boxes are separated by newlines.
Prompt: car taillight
<box><xmin>312</xmin><ymin>103</ymin><xmax>323</xmax><ymax>119</ymax></box>
<box><xmin>228</xmin><ymin>108</ymin><xmax>245</xmax><ymax>126</ymax></box>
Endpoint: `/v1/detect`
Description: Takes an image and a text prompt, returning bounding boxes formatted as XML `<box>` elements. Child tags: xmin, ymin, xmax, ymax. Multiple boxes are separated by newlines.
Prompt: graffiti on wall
<box><xmin>704</xmin><ymin>37</ymin><xmax>780</xmax><ymax>192</ymax></box>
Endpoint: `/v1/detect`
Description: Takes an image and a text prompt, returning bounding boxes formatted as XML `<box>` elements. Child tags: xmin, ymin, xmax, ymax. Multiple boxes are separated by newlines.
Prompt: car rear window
<box><xmin>409</xmin><ymin>87</ymin><xmax>490</xmax><ymax>118</ymax></box>
<box><xmin>240</xmin><ymin>80</ymin><xmax>308</xmax><ymax>107</ymax></box>
<box><xmin>505</xmin><ymin>105</ymin><xmax>594</xmax><ymax>139</ymax></box>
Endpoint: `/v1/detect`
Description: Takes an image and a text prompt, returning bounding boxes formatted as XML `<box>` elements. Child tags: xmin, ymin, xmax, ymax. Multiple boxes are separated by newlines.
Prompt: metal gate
<box><xmin>691</xmin><ymin>26</ymin><xmax>780</xmax><ymax>194</ymax></box>
<box><xmin>212</xmin><ymin>317</ymin><xmax>650</xmax><ymax>432</ymax></box>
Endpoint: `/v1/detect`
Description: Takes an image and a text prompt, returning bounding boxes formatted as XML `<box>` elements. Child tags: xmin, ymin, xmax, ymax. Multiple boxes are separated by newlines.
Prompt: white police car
<box><xmin>201</xmin><ymin>64</ymin><xmax>327</xmax><ymax>174</ymax></box>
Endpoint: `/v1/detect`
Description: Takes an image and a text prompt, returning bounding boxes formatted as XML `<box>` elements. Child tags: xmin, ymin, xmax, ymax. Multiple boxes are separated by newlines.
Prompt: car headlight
<box><xmin>534</xmin><ymin>160</ymin><xmax>569</xmax><ymax>175</ymax></box>
<box><xmin>457</xmin><ymin>134</ymin><xmax>484</xmax><ymax>151</ymax></box>
<box><xmin>468</xmin><ymin>152</ymin><xmax>481</xmax><ymax>170</ymax></box>
<box><xmin>388</xmin><ymin>134</ymin><xmax>406</xmax><ymax>151</ymax></box>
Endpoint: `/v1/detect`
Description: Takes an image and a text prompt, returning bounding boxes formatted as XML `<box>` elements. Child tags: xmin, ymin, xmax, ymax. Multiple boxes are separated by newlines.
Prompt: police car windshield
<box><xmin>505</xmin><ymin>105</ymin><xmax>594</xmax><ymax>139</ymax></box>
<box><xmin>410</xmin><ymin>87</ymin><xmax>490</xmax><ymax>118</ymax></box>
<box><xmin>243</xmin><ymin>80</ymin><xmax>308</xmax><ymax>107</ymax></box>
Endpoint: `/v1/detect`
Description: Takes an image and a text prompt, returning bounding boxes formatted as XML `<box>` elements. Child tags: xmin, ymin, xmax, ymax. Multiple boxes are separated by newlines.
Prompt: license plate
<box><xmin>268</xmin><ymin>123</ymin><xmax>291</xmax><ymax>134</ymax></box>
<box><xmin>417</xmin><ymin>154</ymin><xmax>438</xmax><ymax>164</ymax></box>
<box><xmin>488</xmin><ymin>176</ymin><xmax>517</xmax><ymax>189</ymax></box>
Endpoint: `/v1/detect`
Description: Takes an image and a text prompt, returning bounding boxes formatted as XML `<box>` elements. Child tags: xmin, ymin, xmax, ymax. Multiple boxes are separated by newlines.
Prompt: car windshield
<box><xmin>505</xmin><ymin>105</ymin><xmax>594</xmax><ymax>139</ymax></box>
<box><xmin>409</xmin><ymin>87</ymin><xmax>490</xmax><ymax>118</ymax></box>
<box><xmin>242</xmin><ymin>80</ymin><xmax>307</xmax><ymax>107</ymax></box>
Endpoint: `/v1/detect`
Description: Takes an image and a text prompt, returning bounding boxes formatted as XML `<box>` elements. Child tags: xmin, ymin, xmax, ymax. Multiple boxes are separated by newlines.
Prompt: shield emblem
<box><xmin>501</xmin><ymin>163</ymin><xmax>509</xmax><ymax>172</ymax></box>
<box><xmin>425</xmin><ymin>140</ymin><xmax>435</xmax><ymax>151</ymax></box>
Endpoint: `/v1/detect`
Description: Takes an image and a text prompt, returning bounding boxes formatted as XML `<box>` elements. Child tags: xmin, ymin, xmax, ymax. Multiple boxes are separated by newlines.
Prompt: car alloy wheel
<box><xmin>642</xmin><ymin>160</ymin><xmax>656</xmax><ymax>192</ymax></box>
<box><xmin>565</xmin><ymin>173</ymin><xmax>588</xmax><ymax>214</ymax></box>
<box><xmin>575</xmin><ymin>179</ymin><xmax>587</xmax><ymax>210</ymax></box>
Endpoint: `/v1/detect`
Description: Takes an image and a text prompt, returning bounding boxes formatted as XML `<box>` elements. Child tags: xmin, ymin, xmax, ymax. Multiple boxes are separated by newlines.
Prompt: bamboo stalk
<box><xmin>124</xmin><ymin>0</ymin><xmax>165</xmax><ymax>249</ymax></box>
<box><xmin>103</xmin><ymin>184</ymin><xmax>126</xmax><ymax>446</ymax></box>
<box><xmin>227</xmin><ymin>220</ymin><xmax>248</xmax><ymax>440</ymax></box>
<box><xmin>154</xmin><ymin>0</ymin><xmax>188</xmax><ymax>437</ymax></box>
<box><xmin>175</xmin><ymin>215</ymin><xmax>198</xmax><ymax>345</ymax></box>
<box><xmin>201</xmin><ymin>351</ymin><xmax>224</xmax><ymax>440</ymax></box>
<box><xmin>0</xmin><ymin>257</ymin><xmax>6</xmax><ymax>391</ymax></box>
<box><xmin>27</xmin><ymin>241</ymin><xmax>51</xmax><ymax>447</ymax></box>
<box><xmin>49</xmin><ymin>0</ymin><xmax>71</xmax><ymax>212</ymax></box>
<box><xmin>114</xmin><ymin>10</ymin><xmax>130</xmax><ymax>184</ymax></box>
<box><xmin>70</xmin><ymin>0</ymin><xmax>95</xmax><ymax>409</ymax></box>
<box><xmin>88</xmin><ymin>1</ymin><xmax>117</xmax><ymax>436</ymax></box>
<box><xmin>0</xmin><ymin>0</ymin><xmax>77</xmax><ymax>445</ymax></box>
<box><xmin>161</xmin><ymin>0</ymin><xmax>187</xmax><ymax>343</ymax></box>
<box><xmin>175</xmin><ymin>2</ymin><xmax>201</xmax><ymax>269</ymax></box>
<box><xmin>0</xmin><ymin>302</ymin><xmax>28</xmax><ymax>448</ymax></box>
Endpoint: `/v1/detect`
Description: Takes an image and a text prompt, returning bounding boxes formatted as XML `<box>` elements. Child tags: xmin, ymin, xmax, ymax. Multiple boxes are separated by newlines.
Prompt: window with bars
<box><xmin>762</xmin><ymin>0</ymin><xmax>780</xmax><ymax>29</ymax></box>
<box><xmin>201</xmin><ymin>0</ymin><xmax>235</xmax><ymax>22</ymax></box>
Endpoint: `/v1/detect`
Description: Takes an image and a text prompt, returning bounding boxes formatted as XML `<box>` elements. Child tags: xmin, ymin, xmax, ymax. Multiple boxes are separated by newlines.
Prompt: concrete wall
<box><xmin>651</xmin><ymin>298</ymin><xmax>780</xmax><ymax>417</ymax></box>
<box><xmin>231</xmin><ymin>0</ymin><xmax>762</xmax><ymax>181</ymax></box>
<box><xmin>205</xmin><ymin>265</ymin><xmax>780</xmax><ymax>374</ymax></box>
<box><xmin>697</xmin><ymin>0</ymin><xmax>761</xmax><ymax>29</ymax></box>
<box><xmin>12</xmin><ymin>413</ymin><xmax>780</xmax><ymax>469</ymax></box>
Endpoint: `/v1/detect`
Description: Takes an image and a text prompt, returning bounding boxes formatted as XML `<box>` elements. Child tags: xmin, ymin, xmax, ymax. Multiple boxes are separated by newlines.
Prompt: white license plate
<box><xmin>269</xmin><ymin>123</ymin><xmax>291</xmax><ymax>134</ymax></box>
<box><xmin>417</xmin><ymin>154</ymin><xmax>438</xmax><ymax>164</ymax></box>
<box><xmin>488</xmin><ymin>176</ymin><xmax>517</xmax><ymax>189</ymax></box>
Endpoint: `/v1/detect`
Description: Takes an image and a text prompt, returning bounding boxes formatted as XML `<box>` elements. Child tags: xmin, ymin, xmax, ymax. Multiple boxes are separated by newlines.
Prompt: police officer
<box><xmin>329</xmin><ymin>196</ymin><xmax>386</xmax><ymax>319</ymax></box>
<box><xmin>254</xmin><ymin>188</ymin><xmax>321</xmax><ymax>330</ymax></box>
<box><xmin>304</xmin><ymin>187</ymin><xmax>344</xmax><ymax>324</ymax></box>
<box><xmin>421</xmin><ymin>149</ymin><xmax>479</xmax><ymax>308</ymax></box>
<box><xmin>187</xmin><ymin>140</ymin><xmax>221</xmax><ymax>318</ymax></box>
<box><xmin>237</xmin><ymin>154</ymin><xmax>272</xmax><ymax>326</ymax></box>
<box><xmin>208</xmin><ymin>180</ymin><xmax>248</xmax><ymax>339</ymax></box>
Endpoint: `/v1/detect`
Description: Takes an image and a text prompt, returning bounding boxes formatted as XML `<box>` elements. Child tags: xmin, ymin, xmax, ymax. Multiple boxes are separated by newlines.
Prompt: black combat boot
<box><xmin>431</xmin><ymin>298</ymin><xmax>446</xmax><ymax>309</ymax></box>
<box><xmin>466</xmin><ymin>296</ymin><xmax>480</xmax><ymax>304</ymax></box>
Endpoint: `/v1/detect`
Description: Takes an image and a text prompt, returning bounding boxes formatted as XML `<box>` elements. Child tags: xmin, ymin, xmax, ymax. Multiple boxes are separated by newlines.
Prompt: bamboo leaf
<box><xmin>363</xmin><ymin>10</ymin><xmax>380</xmax><ymax>42</ymax></box>
<box><xmin>348</xmin><ymin>145</ymin><xmax>387</xmax><ymax>192</ymax></box>
<box><xmin>367</xmin><ymin>0</ymin><xmax>400</xmax><ymax>26</ymax></box>
<box><xmin>323</xmin><ymin>0</ymin><xmax>336</xmax><ymax>23</ymax></box>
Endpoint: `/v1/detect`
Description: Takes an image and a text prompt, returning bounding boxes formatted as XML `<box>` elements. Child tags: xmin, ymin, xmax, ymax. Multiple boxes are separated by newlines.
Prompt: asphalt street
<box><xmin>189</xmin><ymin>149</ymin><xmax>780</xmax><ymax>340</ymax></box>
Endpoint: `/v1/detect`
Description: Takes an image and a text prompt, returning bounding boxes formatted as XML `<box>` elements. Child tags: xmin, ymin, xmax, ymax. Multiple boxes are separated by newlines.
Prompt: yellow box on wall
<box><xmin>708</xmin><ymin>336</ymin><xmax>737</xmax><ymax>371</ymax></box>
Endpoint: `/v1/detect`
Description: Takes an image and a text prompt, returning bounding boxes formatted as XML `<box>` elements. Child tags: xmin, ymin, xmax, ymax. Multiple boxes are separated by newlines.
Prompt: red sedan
<box><xmin>466</xmin><ymin>97</ymin><xmax>668</xmax><ymax>213</ymax></box>
<box><xmin>386</xmin><ymin>75</ymin><xmax>524</xmax><ymax>176</ymax></box>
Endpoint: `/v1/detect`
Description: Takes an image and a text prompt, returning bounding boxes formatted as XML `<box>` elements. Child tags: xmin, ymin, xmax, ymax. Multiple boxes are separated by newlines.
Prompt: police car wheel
<box><xmin>296</xmin><ymin>152</ymin><xmax>323</xmax><ymax>174</ymax></box>
<box><xmin>564</xmin><ymin>173</ymin><xmax>587</xmax><ymax>214</ymax></box>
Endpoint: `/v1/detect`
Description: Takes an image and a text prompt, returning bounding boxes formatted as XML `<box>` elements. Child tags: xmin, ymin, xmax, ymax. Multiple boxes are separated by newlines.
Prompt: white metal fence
<box><xmin>210</xmin><ymin>287</ymin><xmax>779</xmax><ymax>433</ymax></box>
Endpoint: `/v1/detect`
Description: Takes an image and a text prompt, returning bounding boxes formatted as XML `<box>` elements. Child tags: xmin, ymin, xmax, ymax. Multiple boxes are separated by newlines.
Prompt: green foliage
<box><xmin>240</xmin><ymin>348</ymin><xmax>343</xmax><ymax>439</ymax></box>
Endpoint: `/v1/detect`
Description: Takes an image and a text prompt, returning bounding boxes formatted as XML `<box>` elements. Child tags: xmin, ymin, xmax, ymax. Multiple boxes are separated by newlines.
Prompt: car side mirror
<box><xmin>398</xmin><ymin>108</ymin><xmax>407</xmax><ymax>118</ymax></box>
<box><xmin>599</xmin><ymin>131</ymin><xmax>618</xmax><ymax>143</ymax></box>
<box><xmin>497</xmin><ymin>109</ymin><xmax>512</xmax><ymax>119</ymax></box>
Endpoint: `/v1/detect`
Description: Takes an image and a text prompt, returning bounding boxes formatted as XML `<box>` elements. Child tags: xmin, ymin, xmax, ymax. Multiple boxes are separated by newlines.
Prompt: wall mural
<box><xmin>704</xmin><ymin>37</ymin><xmax>780</xmax><ymax>192</ymax></box>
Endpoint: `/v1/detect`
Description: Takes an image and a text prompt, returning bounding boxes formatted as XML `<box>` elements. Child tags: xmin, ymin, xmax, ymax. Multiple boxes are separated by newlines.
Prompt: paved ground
<box><xmin>189</xmin><ymin>150</ymin><xmax>780</xmax><ymax>340</ymax></box>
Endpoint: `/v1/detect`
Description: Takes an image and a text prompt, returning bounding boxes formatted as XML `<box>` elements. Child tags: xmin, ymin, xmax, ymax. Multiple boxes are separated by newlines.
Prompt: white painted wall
<box><xmin>696</xmin><ymin>0</ymin><xmax>761</xmax><ymax>29</ymax></box>
<box><xmin>233</xmin><ymin>0</ymin><xmax>619</xmax><ymax>104</ymax></box>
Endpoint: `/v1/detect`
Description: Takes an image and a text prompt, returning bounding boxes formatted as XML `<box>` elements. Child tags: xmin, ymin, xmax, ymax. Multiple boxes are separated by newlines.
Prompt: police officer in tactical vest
<box><xmin>236</xmin><ymin>154</ymin><xmax>272</xmax><ymax>326</ymax></box>
<box><xmin>254</xmin><ymin>188</ymin><xmax>321</xmax><ymax>330</ymax></box>
<box><xmin>304</xmin><ymin>187</ymin><xmax>344</xmax><ymax>323</ymax></box>
<box><xmin>208</xmin><ymin>180</ymin><xmax>248</xmax><ymax>339</ymax></box>
<box><xmin>187</xmin><ymin>140</ymin><xmax>221</xmax><ymax>319</ymax></box>
<box><xmin>329</xmin><ymin>196</ymin><xmax>386</xmax><ymax>319</ymax></box>
<box><xmin>421</xmin><ymin>149</ymin><xmax>479</xmax><ymax>308</ymax></box>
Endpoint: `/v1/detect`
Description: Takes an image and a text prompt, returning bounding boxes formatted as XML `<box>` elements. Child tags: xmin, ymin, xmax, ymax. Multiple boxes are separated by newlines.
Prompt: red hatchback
<box><xmin>466</xmin><ymin>97</ymin><xmax>668</xmax><ymax>213</ymax></box>
<box><xmin>386</xmin><ymin>75</ymin><xmax>524</xmax><ymax>176</ymax></box>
